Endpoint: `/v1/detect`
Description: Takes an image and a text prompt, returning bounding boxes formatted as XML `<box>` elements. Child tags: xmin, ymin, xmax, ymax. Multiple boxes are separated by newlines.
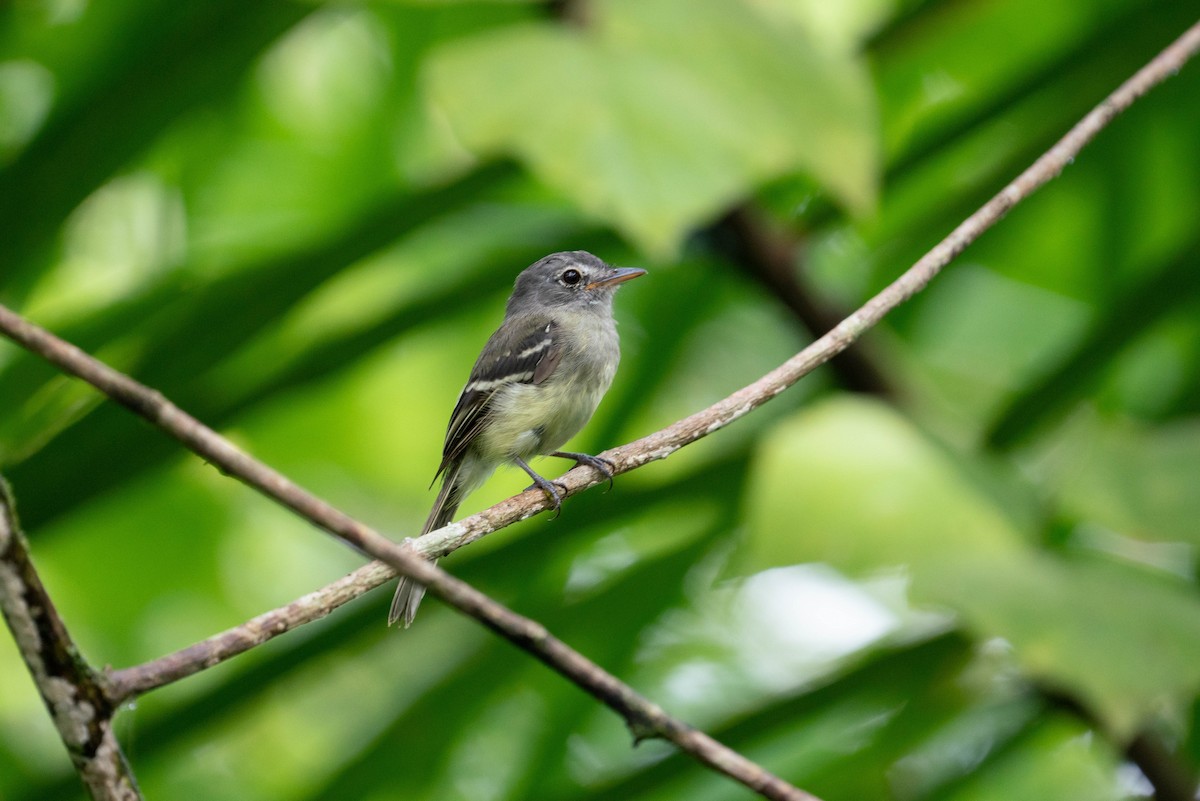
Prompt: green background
<box><xmin>1</xmin><ymin>1</ymin><xmax>1198</xmax><ymax>799</ymax></box>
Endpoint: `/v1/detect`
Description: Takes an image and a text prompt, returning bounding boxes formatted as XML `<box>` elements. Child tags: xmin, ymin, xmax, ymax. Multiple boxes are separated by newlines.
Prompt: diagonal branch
<box><xmin>0</xmin><ymin>17</ymin><xmax>1197</xmax><ymax>801</ymax></box>
<box><xmin>0</xmin><ymin>480</ymin><xmax>142</xmax><ymax>801</ymax></box>
<box><xmin>107</xmin><ymin>560</ymin><xmax>394</xmax><ymax>696</ymax></box>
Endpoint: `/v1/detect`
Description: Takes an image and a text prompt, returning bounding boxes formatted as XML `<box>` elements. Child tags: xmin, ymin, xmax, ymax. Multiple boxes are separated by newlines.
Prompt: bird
<box><xmin>389</xmin><ymin>251</ymin><xmax>645</xmax><ymax>627</ymax></box>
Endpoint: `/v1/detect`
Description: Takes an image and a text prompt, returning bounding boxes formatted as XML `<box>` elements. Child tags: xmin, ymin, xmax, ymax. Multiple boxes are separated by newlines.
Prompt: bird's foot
<box><xmin>552</xmin><ymin>451</ymin><xmax>615</xmax><ymax>492</ymax></box>
<box><xmin>515</xmin><ymin>457</ymin><xmax>565</xmax><ymax>518</ymax></box>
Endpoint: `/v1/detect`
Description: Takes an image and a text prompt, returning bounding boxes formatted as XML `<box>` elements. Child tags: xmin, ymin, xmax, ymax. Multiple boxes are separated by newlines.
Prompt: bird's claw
<box><xmin>524</xmin><ymin>474</ymin><xmax>565</xmax><ymax>518</ymax></box>
<box><xmin>552</xmin><ymin>451</ymin><xmax>616</xmax><ymax>492</ymax></box>
<box><xmin>516</xmin><ymin>452</ymin><xmax>616</xmax><ymax>519</ymax></box>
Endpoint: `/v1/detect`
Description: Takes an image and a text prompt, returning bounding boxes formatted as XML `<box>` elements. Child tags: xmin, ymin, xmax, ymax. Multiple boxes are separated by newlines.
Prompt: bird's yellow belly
<box><xmin>476</xmin><ymin>363</ymin><xmax>614</xmax><ymax>462</ymax></box>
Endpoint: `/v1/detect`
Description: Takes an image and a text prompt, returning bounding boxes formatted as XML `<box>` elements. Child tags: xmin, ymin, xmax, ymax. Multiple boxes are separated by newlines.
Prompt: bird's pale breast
<box><xmin>476</xmin><ymin>312</ymin><xmax>619</xmax><ymax>463</ymax></box>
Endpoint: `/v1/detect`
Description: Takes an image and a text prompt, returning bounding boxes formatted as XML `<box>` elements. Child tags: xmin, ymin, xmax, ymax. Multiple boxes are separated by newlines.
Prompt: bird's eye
<box><xmin>561</xmin><ymin>268</ymin><xmax>582</xmax><ymax>286</ymax></box>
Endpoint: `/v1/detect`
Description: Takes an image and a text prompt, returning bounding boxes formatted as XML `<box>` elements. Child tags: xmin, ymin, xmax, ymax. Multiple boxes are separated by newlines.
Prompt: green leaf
<box><xmin>1037</xmin><ymin>411</ymin><xmax>1200</xmax><ymax>546</ymax></box>
<box><xmin>940</xmin><ymin>716</ymin><xmax>1122</xmax><ymax>801</ymax></box>
<box><xmin>745</xmin><ymin>397</ymin><xmax>1200</xmax><ymax>735</ymax></box>
<box><xmin>425</xmin><ymin>0</ymin><xmax>878</xmax><ymax>257</ymax></box>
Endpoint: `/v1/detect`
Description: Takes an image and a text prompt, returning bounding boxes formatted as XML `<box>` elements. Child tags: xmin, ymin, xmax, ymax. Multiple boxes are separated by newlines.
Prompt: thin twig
<box><xmin>1</xmin><ymin>18</ymin><xmax>1197</xmax><ymax>801</ymax></box>
<box><xmin>0</xmin><ymin>481</ymin><xmax>142</xmax><ymax>801</ymax></box>
<box><xmin>107</xmin><ymin>561</ymin><xmax>395</xmax><ymax>696</ymax></box>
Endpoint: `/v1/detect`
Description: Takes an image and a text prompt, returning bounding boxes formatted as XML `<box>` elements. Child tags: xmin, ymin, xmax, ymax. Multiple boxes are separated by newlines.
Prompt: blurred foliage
<box><xmin>1</xmin><ymin>1</ymin><xmax>1198</xmax><ymax>800</ymax></box>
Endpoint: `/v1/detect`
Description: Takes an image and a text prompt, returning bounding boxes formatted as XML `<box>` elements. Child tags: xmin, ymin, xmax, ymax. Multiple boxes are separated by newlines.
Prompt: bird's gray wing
<box><xmin>434</xmin><ymin>317</ymin><xmax>562</xmax><ymax>478</ymax></box>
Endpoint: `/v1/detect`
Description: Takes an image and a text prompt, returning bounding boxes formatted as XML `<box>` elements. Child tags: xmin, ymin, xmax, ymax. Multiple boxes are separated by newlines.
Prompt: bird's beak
<box><xmin>586</xmin><ymin>266</ymin><xmax>646</xmax><ymax>290</ymax></box>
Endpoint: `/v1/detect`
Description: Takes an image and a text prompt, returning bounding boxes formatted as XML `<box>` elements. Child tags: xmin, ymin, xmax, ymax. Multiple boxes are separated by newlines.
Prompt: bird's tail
<box><xmin>389</xmin><ymin>461</ymin><xmax>464</xmax><ymax>627</ymax></box>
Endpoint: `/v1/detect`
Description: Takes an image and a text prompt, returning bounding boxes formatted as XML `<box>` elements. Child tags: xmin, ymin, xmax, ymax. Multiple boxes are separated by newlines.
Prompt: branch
<box><xmin>106</xmin><ymin>561</ymin><xmax>395</xmax><ymax>697</ymax></box>
<box><xmin>1</xmin><ymin>17</ymin><xmax>1197</xmax><ymax>801</ymax></box>
<box><xmin>0</xmin><ymin>480</ymin><xmax>142</xmax><ymax>801</ymax></box>
<box><xmin>1125</xmin><ymin>729</ymin><xmax>1198</xmax><ymax>801</ymax></box>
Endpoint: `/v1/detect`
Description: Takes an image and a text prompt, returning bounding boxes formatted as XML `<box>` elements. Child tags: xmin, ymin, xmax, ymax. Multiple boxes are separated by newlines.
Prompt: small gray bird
<box><xmin>389</xmin><ymin>251</ymin><xmax>645</xmax><ymax>627</ymax></box>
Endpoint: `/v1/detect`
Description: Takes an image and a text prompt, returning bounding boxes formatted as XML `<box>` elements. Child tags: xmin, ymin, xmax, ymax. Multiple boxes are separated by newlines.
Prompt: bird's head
<box><xmin>507</xmin><ymin>251</ymin><xmax>645</xmax><ymax>316</ymax></box>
